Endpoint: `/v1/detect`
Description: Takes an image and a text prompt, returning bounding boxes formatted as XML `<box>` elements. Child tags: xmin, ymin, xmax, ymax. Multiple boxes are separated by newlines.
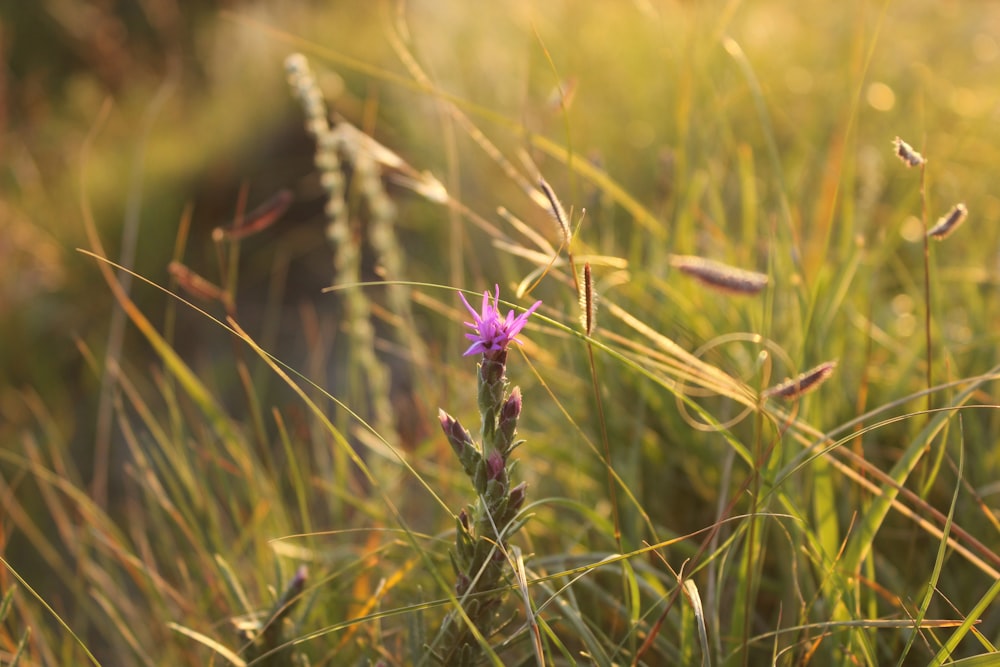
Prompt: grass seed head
<box><xmin>538</xmin><ymin>177</ymin><xmax>572</xmax><ymax>246</ymax></box>
<box><xmin>670</xmin><ymin>255</ymin><xmax>768</xmax><ymax>295</ymax></box>
<box><xmin>927</xmin><ymin>203</ymin><xmax>968</xmax><ymax>240</ymax></box>
<box><xmin>168</xmin><ymin>262</ymin><xmax>226</xmax><ymax>304</ymax></box>
<box><xmin>578</xmin><ymin>262</ymin><xmax>597</xmax><ymax>335</ymax></box>
<box><xmin>763</xmin><ymin>360</ymin><xmax>838</xmax><ymax>400</ymax></box>
<box><xmin>893</xmin><ymin>136</ymin><xmax>925</xmax><ymax>167</ymax></box>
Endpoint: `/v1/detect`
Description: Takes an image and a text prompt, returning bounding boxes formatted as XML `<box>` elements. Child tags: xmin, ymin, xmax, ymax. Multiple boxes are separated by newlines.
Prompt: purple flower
<box><xmin>459</xmin><ymin>285</ymin><xmax>542</xmax><ymax>357</ymax></box>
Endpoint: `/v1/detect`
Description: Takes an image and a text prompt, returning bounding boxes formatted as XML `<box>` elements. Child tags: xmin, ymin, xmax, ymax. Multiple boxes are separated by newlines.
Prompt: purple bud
<box><xmin>440</xmin><ymin>409</ymin><xmax>482</xmax><ymax>478</ymax></box>
<box><xmin>501</xmin><ymin>386</ymin><xmax>522</xmax><ymax>422</ymax></box>
<box><xmin>497</xmin><ymin>387</ymin><xmax>522</xmax><ymax>452</ymax></box>
<box><xmin>508</xmin><ymin>481</ymin><xmax>527</xmax><ymax>513</ymax></box>
<box><xmin>438</xmin><ymin>409</ymin><xmax>466</xmax><ymax>455</ymax></box>
<box><xmin>486</xmin><ymin>450</ymin><xmax>505</xmax><ymax>481</ymax></box>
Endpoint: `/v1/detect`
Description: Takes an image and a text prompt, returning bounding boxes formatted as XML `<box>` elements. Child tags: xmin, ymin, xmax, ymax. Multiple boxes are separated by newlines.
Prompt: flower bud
<box><xmin>497</xmin><ymin>387</ymin><xmax>521</xmax><ymax>453</ymax></box>
<box><xmin>507</xmin><ymin>481</ymin><xmax>528</xmax><ymax>513</ymax></box>
<box><xmin>439</xmin><ymin>409</ymin><xmax>481</xmax><ymax>478</ymax></box>
<box><xmin>501</xmin><ymin>387</ymin><xmax>522</xmax><ymax>422</ymax></box>
<box><xmin>486</xmin><ymin>450</ymin><xmax>505</xmax><ymax>482</ymax></box>
<box><xmin>439</xmin><ymin>409</ymin><xmax>469</xmax><ymax>455</ymax></box>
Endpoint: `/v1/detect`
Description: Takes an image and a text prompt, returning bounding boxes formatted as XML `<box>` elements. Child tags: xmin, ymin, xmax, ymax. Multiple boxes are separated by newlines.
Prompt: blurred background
<box><xmin>6</xmin><ymin>0</ymin><xmax>1000</xmax><ymax>459</ymax></box>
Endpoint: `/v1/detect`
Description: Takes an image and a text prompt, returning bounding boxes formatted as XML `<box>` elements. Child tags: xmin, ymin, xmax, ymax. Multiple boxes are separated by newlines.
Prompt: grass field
<box><xmin>4</xmin><ymin>1</ymin><xmax>1000</xmax><ymax>664</ymax></box>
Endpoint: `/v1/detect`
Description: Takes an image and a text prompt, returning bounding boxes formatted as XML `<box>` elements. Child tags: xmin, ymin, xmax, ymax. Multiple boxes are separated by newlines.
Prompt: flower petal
<box><xmin>458</xmin><ymin>286</ymin><xmax>542</xmax><ymax>357</ymax></box>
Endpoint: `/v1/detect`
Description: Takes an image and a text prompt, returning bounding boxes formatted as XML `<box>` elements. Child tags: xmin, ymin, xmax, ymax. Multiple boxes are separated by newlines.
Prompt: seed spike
<box><xmin>763</xmin><ymin>361</ymin><xmax>838</xmax><ymax>400</ymax></box>
<box><xmin>670</xmin><ymin>255</ymin><xmax>768</xmax><ymax>295</ymax></box>
<box><xmin>578</xmin><ymin>262</ymin><xmax>597</xmax><ymax>335</ymax></box>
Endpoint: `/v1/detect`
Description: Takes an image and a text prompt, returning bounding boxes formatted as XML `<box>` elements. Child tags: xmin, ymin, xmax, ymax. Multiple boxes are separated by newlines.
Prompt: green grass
<box><xmin>4</xmin><ymin>1</ymin><xmax>1000</xmax><ymax>664</ymax></box>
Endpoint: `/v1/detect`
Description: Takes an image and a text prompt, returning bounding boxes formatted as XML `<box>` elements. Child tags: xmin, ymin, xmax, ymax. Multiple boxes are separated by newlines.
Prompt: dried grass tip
<box><xmin>892</xmin><ymin>136</ymin><xmax>925</xmax><ymax>168</ymax></box>
<box><xmin>927</xmin><ymin>203</ymin><xmax>968</xmax><ymax>240</ymax></box>
<box><xmin>387</xmin><ymin>170</ymin><xmax>449</xmax><ymax>204</ymax></box>
<box><xmin>670</xmin><ymin>255</ymin><xmax>768</xmax><ymax>295</ymax></box>
<box><xmin>763</xmin><ymin>360</ymin><xmax>837</xmax><ymax>401</ymax></box>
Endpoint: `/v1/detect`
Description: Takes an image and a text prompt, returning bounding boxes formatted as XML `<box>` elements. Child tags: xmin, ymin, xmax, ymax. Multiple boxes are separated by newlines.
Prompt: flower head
<box><xmin>459</xmin><ymin>285</ymin><xmax>541</xmax><ymax>357</ymax></box>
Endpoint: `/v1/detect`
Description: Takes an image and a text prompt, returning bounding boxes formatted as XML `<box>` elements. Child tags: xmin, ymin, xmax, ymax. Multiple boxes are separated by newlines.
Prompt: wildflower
<box><xmin>459</xmin><ymin>285</ymin><xmax>542</xmax><ymax>358</ymax></box>
<box><xmin>433</xmin><ymin>285</ymin><xmax>538</xmax><ymax>662</ymax></box>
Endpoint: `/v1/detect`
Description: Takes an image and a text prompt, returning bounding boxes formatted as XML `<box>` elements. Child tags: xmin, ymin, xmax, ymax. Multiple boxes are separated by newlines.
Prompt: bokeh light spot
<box><xmin>866</xmin><ymin>82</ymin><xmax>896</xmax><ymax>111</ymax></box>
